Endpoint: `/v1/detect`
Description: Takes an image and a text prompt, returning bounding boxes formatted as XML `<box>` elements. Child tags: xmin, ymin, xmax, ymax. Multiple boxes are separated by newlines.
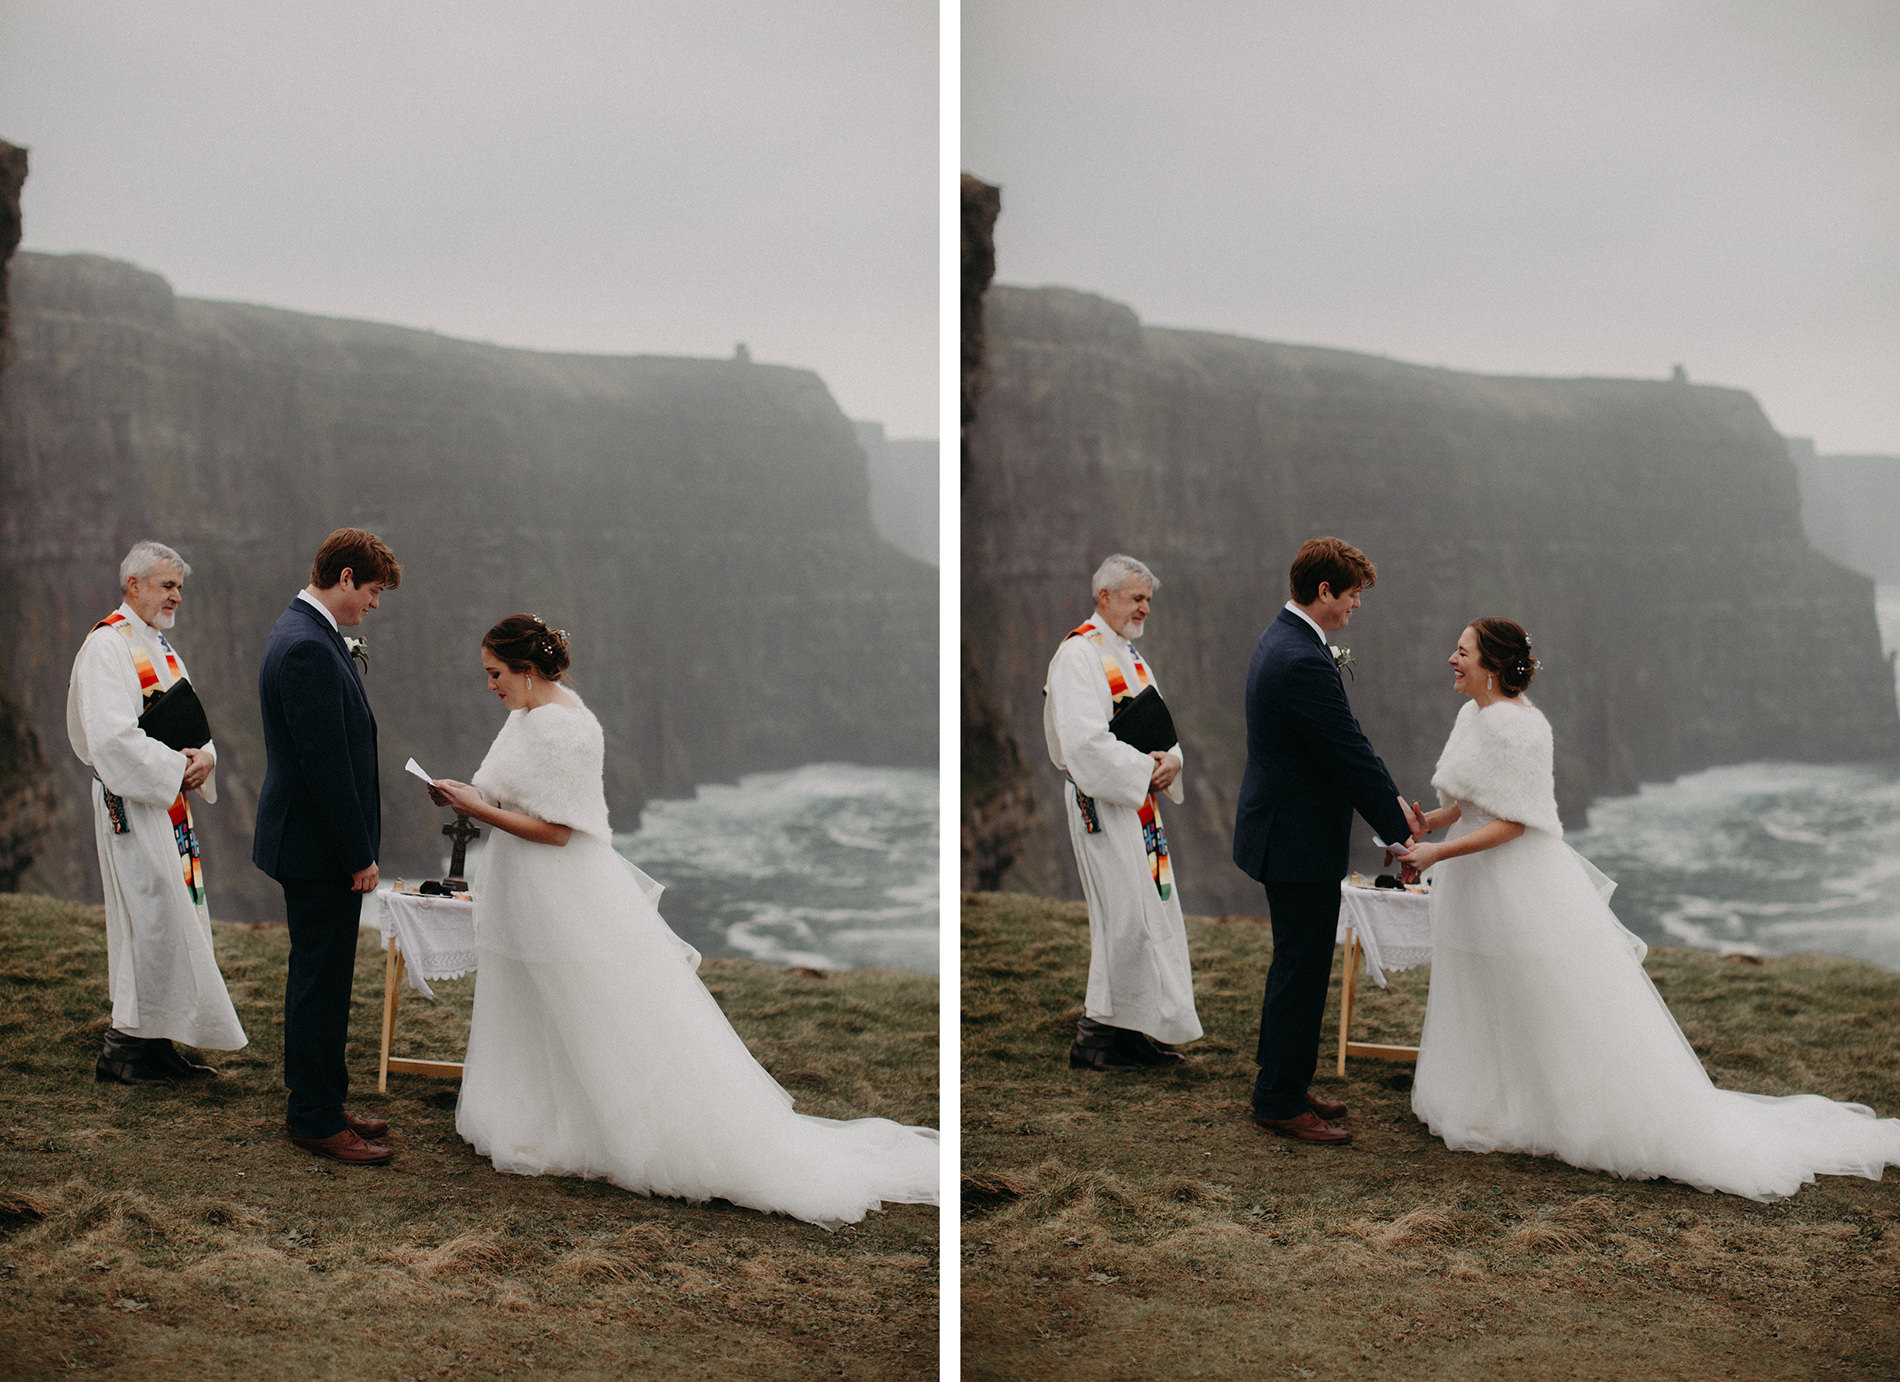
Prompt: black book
<box><xmin>1108</xmin><ymin>684</ymin><xmax>1177</xmax><ymax>756</ymax></box>
<box><xmin>138</xmin><ymin>678</ymin><xmax>213</xmax><ymax>751</ymax></box>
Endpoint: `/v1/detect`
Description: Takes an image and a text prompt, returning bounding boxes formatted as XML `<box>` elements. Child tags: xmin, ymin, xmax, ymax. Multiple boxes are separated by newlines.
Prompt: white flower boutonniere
<box><xmin>345</xmin><ymin>636</ymin><xmax>370</xmax><ymax>676</ymax></box>
<box><xmin>1329</xmin><ymin>644</ymin><xmax>1355</xmax><ymax>680</ymax></box>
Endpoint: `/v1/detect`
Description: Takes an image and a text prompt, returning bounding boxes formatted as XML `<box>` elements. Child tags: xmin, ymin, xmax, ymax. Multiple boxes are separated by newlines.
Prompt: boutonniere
<box><xmin>1329</xmin><ymin>644</ymin><xmax>1355</xmax><ymax>680</ymax></box>
<box><xmin>345</xmin><ymin>636</ymin><xmax>370</xmax><ymax>675</ymax></box>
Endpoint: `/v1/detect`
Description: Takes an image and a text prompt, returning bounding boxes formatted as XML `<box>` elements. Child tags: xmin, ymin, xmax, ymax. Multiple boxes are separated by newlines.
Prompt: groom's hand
<box><xmin>1400</xmin><ymin>795</ymin><xmax>1426</xmax><ymax>839</ymax></box>
<box><xmin>1148</xmin><ymin>751</ymin><xmax>1181</xmax><ymax>792</ymax></box>
<box><xmin>350</xmin><ymin>862</ymin><xmax>380</xmax><ymax>894</ymax></box>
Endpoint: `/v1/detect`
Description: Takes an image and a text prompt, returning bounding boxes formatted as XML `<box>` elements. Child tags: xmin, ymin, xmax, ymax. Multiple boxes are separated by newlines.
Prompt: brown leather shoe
<box><xmin>289</xmin><ymin>1128</ymin><xmax>395</xmax><ymax>1164</ymax></box>
<box><xmin>343</xmin><ymin>1110</ymin><xmax>390</xmax><ymax>1138</ymax></box>
<box><xmin>1253</xmin><ymin>1110</ymin><xmax>1353</xmax><ymax>1145</ymax></box>
<box><xmin>1306</xmin><ymin>1091</ymin><xmax>1349</xmax><ymax>1120</ymax></box>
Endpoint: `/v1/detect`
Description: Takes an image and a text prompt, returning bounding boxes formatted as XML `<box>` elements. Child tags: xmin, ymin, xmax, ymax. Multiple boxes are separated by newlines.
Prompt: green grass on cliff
<box><xmin>0</xmin><ymin>894</ymin><xmax>938</xmax><ymax>1380</ymax></box>
<box><xmin>962</xmin><ymin>891</ymin><xmax>1900</xmax><ymax>1381</ymax></box>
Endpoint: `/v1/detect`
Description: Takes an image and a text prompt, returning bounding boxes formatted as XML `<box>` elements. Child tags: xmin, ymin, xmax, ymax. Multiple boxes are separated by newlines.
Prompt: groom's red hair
<box><xmin>310</xmin><ymin>528</ymin><xmax>403</xmax><ymax>591</ymax></box>
<box><xmin>1288</xmin><ymin>537</ymin><xmax>1376</xmax><ymax>605</ymax></box>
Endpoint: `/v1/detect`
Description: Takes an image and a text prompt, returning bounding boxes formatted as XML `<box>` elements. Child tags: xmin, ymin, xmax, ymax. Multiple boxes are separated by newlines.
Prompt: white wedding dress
<box><xmin>454</xmin><ymin>696</ymin><xmax>939</xmax><ymax>1229</ymax></box>
<box><xmin>1413</xmin><ymin>698</ymin><xmax>1900</xmax><ymax>1202</ymax></box>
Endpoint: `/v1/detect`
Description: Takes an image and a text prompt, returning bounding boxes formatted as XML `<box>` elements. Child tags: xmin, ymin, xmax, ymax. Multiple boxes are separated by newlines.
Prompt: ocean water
<box><xmin>613</xmin><ymin>763</ymin><xmax>939</xmax><ymax>974</ymax></box>
<box><xmin>1565</xmin><ymin>586</ymin><xmax>1900</xmax><ymax>971</ymax></box>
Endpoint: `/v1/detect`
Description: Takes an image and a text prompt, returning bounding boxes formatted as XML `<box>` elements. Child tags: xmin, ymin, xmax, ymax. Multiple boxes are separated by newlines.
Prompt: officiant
<box><xmin>66</xmin><ymin>540</ymin><xmax>246</xmax><ymax>1085</ymax></box>
<box><xmin>1043</xmin><ymin>554</ymin><xmax>1202</xmax><ymax>1071</ymax></box>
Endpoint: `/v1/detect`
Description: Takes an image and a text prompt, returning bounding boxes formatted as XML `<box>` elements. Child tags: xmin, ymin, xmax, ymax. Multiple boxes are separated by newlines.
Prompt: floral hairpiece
<box><xmin>529</xmin><ymin>614</ymin><xmax>568</xmax><ymax>657</ymax></box>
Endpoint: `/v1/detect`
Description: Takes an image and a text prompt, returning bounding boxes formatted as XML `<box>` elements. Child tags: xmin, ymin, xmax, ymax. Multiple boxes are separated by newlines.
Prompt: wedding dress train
<box><xmin>1413</xmin><ymin>700</ymin><xmax>1900</xmax><ymax>1202</ymax></box>
<box><xmin>453</xmin><ymin>699</ymin><xmax>939</xmax><ymax>1229</ymax></box>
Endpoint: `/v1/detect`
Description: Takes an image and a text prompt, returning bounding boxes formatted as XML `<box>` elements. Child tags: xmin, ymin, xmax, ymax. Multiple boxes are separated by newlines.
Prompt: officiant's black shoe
<box><xmin>95</xmin><ymin>1053</ymin><xmax>176</xmax><ymax>1086</ymax></box>
<box><xmin>289</xmin><ymin>1128</ymin><xmax>395</xmax><ymax>1165</ymax></box>
<box><xmin>95</xmin><ymin>1030</ymin><xmax>176</xmax><ymax>1086</ymax></box>
<box><xmin>1253</xmin><ymin>1111</ymin><xmax>1353</xmax><ymax>1145</ymax></box>
<box><xmin>148</xmin><ymin>1039</ymin><xmax>218</xmax><ymax>1080</ymax></box>
<box><xmin>1129</xmin><ymin>1034</ymin><xmax>1186</xmax><ymax>1066</ymax></box>
<box><xmin>1306</xmin><ymin>1091</ymin><xmax>1349</xmax><ymax>1120</ymax></box>
<box><xmin>343</xmin><ymin>1110</ymin><xmax>390</xmax><ymax>1139</ymax></box>
<box><xmin>1069</xmin><ymin>1018</ymin><xmax>1158</xmax><ymax>1072</ymax></box>
<box><xmin>1069</xmin><ymin>1041</ymin><xmax>1147</xmax><ymax>1071</ymax></box>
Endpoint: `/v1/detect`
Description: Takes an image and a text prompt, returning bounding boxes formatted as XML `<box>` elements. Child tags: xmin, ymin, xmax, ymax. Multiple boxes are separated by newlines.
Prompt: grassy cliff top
<box><xmin>0</xmin><ymin>894</ymin><xmax>937</xmax><ymax>1378</ymax></box>
<box><xmin>962</xmin><ymin>891</ymin><xmax>1900</xmax><ymax>1380</ymax></box>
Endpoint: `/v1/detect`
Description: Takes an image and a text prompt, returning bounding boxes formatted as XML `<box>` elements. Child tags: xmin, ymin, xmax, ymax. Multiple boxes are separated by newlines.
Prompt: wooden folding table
<box><xmin>1334</xmin><ymin>879</ymin><xmax>1432</xmax><ymax>1077</ymax></box>
<box><xmin>373</xmin><ymin>888</ymin><xmax>477</xmax><ymax>1092</ymax></box>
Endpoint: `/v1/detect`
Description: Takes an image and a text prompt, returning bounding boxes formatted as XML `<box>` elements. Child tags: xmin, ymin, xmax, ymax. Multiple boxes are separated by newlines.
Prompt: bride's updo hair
<box><xmin>1470</xmin><ymin>617</ymin><xmax>1538</xmax><ymax>697</ymax></box>
<box><xmin>483</xmin><ymin>614</ymin><xmax>571</xmax><ymax>681</ymax></box>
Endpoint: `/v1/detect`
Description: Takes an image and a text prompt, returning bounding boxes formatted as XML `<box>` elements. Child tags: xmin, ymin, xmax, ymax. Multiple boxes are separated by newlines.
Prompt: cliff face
<box><xmin>0</xmin><ymin>139</ymin><xmax>61</xmax><ymax>891</ymax></box>
<box><xmin>854</xmin><ymin>420</ymin><xmax>939</xmax><ymax>566</ymax></box>
<box><xmin>0</xmin><ymin>140</ymin><xmax>24</xmax><ymax>369</ymax></box>
<box><xmin>965</xmin><ymin>284</ymin><xmax>1900</xmax><ymax>916</ymax></box>
<box><xmin>1790</xmin><ymin>442</ymin><xmax>1900</xmax><ymax>584</ymax></box>
<box><xmin>1</xmin><ymin>251</ymin><xmax>936</xmax><ymax>919</ymax></box>
<box><xmin>958</xmin><ymin>175</ymin><xmax>1037</xmax><ymax>891</ymax></box>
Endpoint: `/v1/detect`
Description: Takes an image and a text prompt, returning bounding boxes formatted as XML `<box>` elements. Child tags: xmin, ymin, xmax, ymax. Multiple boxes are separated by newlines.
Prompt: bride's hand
<box><xmin>1395</xmin><ymin>840</ymin><xmax>1442</xmax><ymax>872</ymax></box>
<box><xmin>429</xmin><ymin>779</ymin><xmax>483</xmax><ymax>816</ymax></box>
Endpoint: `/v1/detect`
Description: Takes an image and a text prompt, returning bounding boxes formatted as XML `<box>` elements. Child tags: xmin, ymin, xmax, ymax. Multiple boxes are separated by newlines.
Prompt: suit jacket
<box><xmin>1232</xmin><ymin>607</ymin><xmax>1410</xmax><ymax>884</ymax></box>
<box><xmin>252</xmin><ymin>598</ymin><xmax>380</xmax><ymax>882</ymax></box>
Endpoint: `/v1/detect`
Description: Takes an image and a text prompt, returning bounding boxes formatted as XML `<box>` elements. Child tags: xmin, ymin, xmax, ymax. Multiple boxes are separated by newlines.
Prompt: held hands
<box><xmin>181</xmin><ymin>746</ymin><xmax>214</xmax><ymax>792</ymax></box>
<box><xmin>1388</xmin><ymin>796</ymin><xmax>1449</xmax><ymax>882</ymax></box>
<box><xmin>1148</xmin><ymin>751</ymin><xmax>1181</xmax><ymax>793</ymax></box>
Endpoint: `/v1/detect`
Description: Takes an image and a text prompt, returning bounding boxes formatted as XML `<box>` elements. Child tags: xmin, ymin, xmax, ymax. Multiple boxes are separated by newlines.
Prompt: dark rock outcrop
<box><xmin>0</xmin><ymin>138</ymin><xmax>60</xmax><ymax>891</ymax></box>
<box><xmin>964</xmin><ymin>283</ymin><xmax>1900</xmax><ymax>915</ymax></box>
<box><xmin>959</xmin><ymin>175</ymin><xmax>1036</xmax><ymax>891</ymax></box>
<box><xmin>0</xmin><ymin>140</ymin><xmax>24</xmax><ymax>370</ymax></box>
<box><xmin>1</xmin><ymin>251</ymin><xmax>936</xmax><ymax>919</ymax></box>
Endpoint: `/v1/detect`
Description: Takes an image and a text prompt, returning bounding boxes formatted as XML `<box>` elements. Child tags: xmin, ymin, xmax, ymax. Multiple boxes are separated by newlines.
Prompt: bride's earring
<box><xmin>1486</xmin><ymin>675</ymin><xmax>1494</xmax><ymax>691</ymax></box>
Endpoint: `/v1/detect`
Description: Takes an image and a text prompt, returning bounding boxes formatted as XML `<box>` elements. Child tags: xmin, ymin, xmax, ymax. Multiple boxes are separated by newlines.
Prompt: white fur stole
<box><xmin>1430</xmin><ymin>698</ymin><xmax>1563</xmax><ymax>837</ymax></box>
<box><xmin>471</xmin><ymin>701</ymin><xmax>613</xmax><ymax>839</ymax></box>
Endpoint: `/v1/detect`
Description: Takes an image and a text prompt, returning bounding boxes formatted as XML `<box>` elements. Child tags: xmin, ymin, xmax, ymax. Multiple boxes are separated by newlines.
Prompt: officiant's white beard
<box><xmin>153</xmin><ymin>610</ymin><xmax>176</xmax><ymax>630</ymax></box>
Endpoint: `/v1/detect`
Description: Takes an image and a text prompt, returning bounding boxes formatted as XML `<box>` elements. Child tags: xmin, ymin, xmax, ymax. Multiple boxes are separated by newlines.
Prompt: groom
<box><xmin>1232</xmin><ymin>537</ymin><xmax>1419</xmax><ymax>1145</ymax></box>
<box><xmin>254</xmin><ymin>528</ymin><xmax>403</xmax><ymax>1165</ymax></box>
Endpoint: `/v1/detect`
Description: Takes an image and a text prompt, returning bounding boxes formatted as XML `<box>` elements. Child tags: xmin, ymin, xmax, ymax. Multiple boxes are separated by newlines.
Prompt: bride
<box><xmin>1395</xmin><ymin>617</ymin><xmax>1900</xmax><ymax>1201</ymax></box>
<box><xmin>426</xmin><ymin>614</ymin><xmax>938</xmax><ymax>1229</ymax></box>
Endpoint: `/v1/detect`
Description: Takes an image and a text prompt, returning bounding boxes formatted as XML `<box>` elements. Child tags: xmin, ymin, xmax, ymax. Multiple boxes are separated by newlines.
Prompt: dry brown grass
<box><xmin>961</xmin><ymin>890</ymin><xmax>1900</xmax><ymax>1381</ymax></box>
<box><xmin>0</xmin><ymin>893</ymin><xmax>937</xmax><ymax>1379</ymax></box>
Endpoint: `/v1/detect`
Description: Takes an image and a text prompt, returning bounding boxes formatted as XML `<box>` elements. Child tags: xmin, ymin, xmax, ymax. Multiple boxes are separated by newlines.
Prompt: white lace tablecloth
<box><xmin>1336</xmin><ymin>881</ymin><xmax>1432</xmax><ymax>988</ymax></box>
<box><xmin>372</xmin><ymin>890</ymin><xmax>477</xmax><ymax>998</ymax></box>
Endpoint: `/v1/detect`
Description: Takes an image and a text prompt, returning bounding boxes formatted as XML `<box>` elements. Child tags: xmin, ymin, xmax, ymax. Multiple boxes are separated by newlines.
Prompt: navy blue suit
<box><xmin>1233</xmin><ymin>608</ymin><xmax>1410</xmax><ymax>1119</ymax></box>
<box><xmin>254</xmin><ymin>597</ymin><xmax>381</xmax><ymax>1139</ymax></box>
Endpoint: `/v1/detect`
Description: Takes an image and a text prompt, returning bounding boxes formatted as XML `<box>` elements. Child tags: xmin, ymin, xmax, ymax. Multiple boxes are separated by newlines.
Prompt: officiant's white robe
<box><xmin>66</xmin><ymin>604</ymin><xmax>246</xmax><ymax>1049</ymax></box>
<box><xmin>1044</xmin><ymin>614</ymin><xmax>1202</xmax><ymax>1045</ymax></box>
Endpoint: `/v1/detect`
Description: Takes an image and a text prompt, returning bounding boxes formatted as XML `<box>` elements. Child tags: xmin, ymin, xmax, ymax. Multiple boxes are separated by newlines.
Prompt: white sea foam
<box><xmin>614</xmin><ymin>763</ymin><xmax>938</xmax><ymax>974</ymax></box>
<box><xmin>1569</xmin><ymin>756</ymin><xmax>1900</xmax><ymax>972</ymax></box>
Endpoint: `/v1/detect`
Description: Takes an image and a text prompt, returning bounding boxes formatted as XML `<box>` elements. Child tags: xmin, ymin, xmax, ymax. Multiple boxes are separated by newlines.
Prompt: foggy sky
<box><xmin>964</xmin><ymin>1</ymin><xmax>1900</xmax><ymax>456</ymax></box>
<box><xmin>0</xmin><ymin>1</ymin><xmax>938</xmax><ymax>439</ymax></box>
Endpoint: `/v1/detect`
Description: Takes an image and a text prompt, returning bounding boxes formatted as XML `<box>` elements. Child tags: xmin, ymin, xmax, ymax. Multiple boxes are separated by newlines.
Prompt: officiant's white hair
<box><xmin>120</xmin><ymin>540</ymin><xmax>190</xmax><ymax>589</ymax></box>
<box><xmin>1091</xmin><ymin>554</ymin><xmax>1159</xmax><ymax>595</ymax></box>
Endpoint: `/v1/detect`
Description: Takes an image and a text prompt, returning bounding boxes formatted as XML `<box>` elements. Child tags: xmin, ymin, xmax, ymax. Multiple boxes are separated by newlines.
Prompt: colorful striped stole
<box><xmin>95</xmin><ymin>612</ymin><xmax>206</xmax><ymax>906</ymax></box>
<box><xmin>1060</xmin><ymin>621</ymin><xmax>1174</xmax><ymax>902</ymax></box>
